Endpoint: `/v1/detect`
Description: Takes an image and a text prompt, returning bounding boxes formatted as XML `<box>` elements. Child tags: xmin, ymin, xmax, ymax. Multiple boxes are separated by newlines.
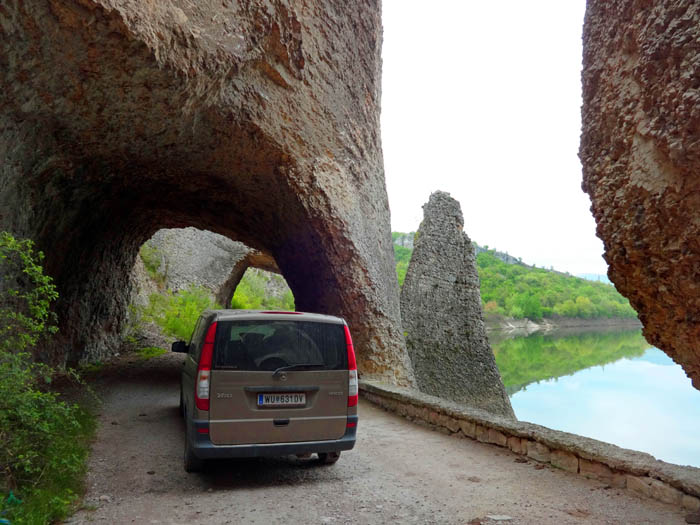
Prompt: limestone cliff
<box><xmin>581</xmin><ymin>1</ymin><xmax>700</xmax><ymax>388</ymax></box>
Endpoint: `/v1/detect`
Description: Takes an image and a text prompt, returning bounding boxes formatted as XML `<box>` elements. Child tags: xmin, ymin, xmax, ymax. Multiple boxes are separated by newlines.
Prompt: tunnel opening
<box><xmin>130</xmin><ymin>227</ymin><xmax>296</xmax><ymax>348</ymax></box>
<box><xmin>230</xmin><ymin>268</ymin><xmax>295</xmax><ymax>312</ymax></box>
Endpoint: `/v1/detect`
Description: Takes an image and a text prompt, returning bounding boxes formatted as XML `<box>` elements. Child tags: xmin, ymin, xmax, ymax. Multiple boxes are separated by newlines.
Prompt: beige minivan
<box><xmin>172</xmin><ymin>310</ymin><xmax>359</xmax><ymax>472</ymax></box>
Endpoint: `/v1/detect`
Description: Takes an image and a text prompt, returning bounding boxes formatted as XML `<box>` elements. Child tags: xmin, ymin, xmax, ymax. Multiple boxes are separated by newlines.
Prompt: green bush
<box><xmin>0</xmin><ymin>352</ymin><xmax>94</xmax><ymax>524</ymax></box>
<box><xmin>0</xmin><ymin>232</ymin><xmax>58</xmax><ymax>352</ymax></box>
<box><xmin>0</xmin><ymin>232</ymin><xmax>95</xmax><ymax>524</ymax></box>
<box><xmin>141</xmin><ymin>285</ymin><xmax>221</xmax><ymax>341</ymax></box>
<box><xmin>393</xmin><ymin>245</ymin><xmax>412</xmax><ymax>287</ymax></box>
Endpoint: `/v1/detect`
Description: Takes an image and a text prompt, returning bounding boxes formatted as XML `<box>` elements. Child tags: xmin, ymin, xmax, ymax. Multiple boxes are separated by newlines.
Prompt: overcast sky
<box><xmin>381</xmin><ymin>0</ymin><xmax>606</xmax><ymax>275</ymax></box>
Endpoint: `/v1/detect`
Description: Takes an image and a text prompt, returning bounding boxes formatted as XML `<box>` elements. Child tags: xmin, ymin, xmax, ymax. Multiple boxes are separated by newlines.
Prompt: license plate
<box><xmin>257</xmin><ymin>393</ymin><xmax>306</xmax><ymax>407</ymax></box>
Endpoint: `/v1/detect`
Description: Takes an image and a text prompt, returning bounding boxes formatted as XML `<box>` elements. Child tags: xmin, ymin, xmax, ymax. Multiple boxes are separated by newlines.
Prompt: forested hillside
<box><xmin>393</xmin><ymin>232</ymin><xmax>637</xmax><ymax>320</ymax></box>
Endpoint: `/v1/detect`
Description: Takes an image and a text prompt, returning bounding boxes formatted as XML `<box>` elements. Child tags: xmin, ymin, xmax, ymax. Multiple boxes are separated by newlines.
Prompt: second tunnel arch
<box><xmin>136</xmin><ymin>227</ymin><xmax>291</xmax><ymax>311</ymax></box>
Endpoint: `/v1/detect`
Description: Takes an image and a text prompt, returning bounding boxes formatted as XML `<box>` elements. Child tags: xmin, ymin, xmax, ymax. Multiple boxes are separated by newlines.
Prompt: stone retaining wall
<box><xmin>360</xmin><ymin>380</ymin><xmax>700</xmax><ymax>511</ymax></box>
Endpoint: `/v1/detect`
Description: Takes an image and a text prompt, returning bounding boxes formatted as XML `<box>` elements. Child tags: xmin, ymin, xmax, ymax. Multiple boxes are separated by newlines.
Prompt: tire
<box><xmin>318</xmin><ymin>451</ymin><xmax>341</xmax><ymax>465</ymax></box>
<box><xmin>184</xmin><ymin>425</ymin><xmax>204</xmax><ymax>473</ymax></box>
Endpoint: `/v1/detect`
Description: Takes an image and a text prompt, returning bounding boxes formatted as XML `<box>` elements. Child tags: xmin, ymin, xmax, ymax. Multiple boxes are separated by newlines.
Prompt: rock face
<box><xmin>133</xmin><ymin>226</ymin><xmax>288</xmax><ymax>308</ymax></box>
<box><xmin>0</xmin><ymin>0</ymin><xmax>414</xmax><ymax>384</ymax></box>
<box><xmin>581</xmin><ymin>1</ymin><xmax>700</xmax><ymax>388</ymax></box>
<box><xmin>142</xmin><ymin>227</ymin><xmax>279</xmax><ymax>306</ymax></box>
<box><xmin>400</xmin><ymin>192</ymin><xmax>514</xmax><ymax>417</ymax></box>
<box><xmin>145</xmin><ymin>228</ymin><xmax>250</xmax><ymax>299</ymax></box>
<box><xmin>472</xmin><ymin>245</ymin><xmax>522</xmax><ymax>267</ymax></box>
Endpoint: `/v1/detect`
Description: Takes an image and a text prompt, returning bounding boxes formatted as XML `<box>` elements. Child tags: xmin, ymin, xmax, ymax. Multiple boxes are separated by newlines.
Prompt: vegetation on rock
<box><xmin>138</xmin><ymin>242</ymin><xmax>167</xmax><ymax>287</ymax></box>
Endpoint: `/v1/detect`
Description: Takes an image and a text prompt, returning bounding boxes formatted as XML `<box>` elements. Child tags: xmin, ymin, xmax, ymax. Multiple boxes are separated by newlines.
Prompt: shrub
<box><xmin>0</xmin><ymin>352</ymin><xmax>94</xmax><ymax>524</ymax></box>
<box><xmin>139</xmin><ymin>242</ymin><xmax>167</xmax><ymax>287</ymax></box>
<box><xmin>0</xmin><ymin>232</ymin><xmax>58</xmax><ymax>352</ymax></box>
<box><xmin>141</xmin><ymin>285</ymin><xmax>221</xmax><ymax>341</ymax></box>
<box><xmin>0</xmin><ymin>232</ymin><xmax>95</xmax><ymax>524</ymax></box>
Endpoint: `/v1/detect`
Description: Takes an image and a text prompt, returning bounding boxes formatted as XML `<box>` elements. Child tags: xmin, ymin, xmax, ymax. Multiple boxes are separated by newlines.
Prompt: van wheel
<box><xmin>318</xmin><ymin>451</ymin><xmax>341</xmax><ymax>464</ymax></box>
<box><xmin>184</xmin><ymin>428</ymin><xmax>204</xmax><ymax>473</ymax></box>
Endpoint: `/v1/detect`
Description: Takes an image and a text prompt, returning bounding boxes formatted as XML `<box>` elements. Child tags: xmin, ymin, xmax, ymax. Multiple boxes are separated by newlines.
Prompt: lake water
<box><xmin>491</xmin><ymin>328</ymin><xmax>700</xmax><ymax>468</ymax></box>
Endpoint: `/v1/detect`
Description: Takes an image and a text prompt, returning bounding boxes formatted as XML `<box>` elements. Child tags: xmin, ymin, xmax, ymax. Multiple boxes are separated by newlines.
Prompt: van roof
<box><xmin>204</xmin><ymin>310</ymin><xmax>346</xmax><ymax>324</ymax></box>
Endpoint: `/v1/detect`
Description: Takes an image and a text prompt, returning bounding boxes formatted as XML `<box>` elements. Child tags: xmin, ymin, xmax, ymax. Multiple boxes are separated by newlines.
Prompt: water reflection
<box><xmin>492</xmin><ymin>328</ymin><xmax>700</xmax><ymax>467</ymax></box>
<box><xmin>492</xmin><ymin>328</ymin><xmax>649</xmax><ymax>395</ymax></box>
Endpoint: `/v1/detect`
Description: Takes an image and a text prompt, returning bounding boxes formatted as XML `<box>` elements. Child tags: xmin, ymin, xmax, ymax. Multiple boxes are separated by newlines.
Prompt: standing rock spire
<box><xmin>400</xmin><ymin>191</ymin><xmax>514</xmax><ymax>418</ymax></box>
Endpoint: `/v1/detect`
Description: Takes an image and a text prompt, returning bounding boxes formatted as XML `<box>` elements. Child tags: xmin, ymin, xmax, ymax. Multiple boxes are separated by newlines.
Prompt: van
<box><xmin>172</xmin><ymin>310</ymin><xmax>359</xmax><ymax>472</ymax></box>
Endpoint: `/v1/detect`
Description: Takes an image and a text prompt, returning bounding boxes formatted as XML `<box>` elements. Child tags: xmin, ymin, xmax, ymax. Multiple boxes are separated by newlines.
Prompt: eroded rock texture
<box><xmin>142</xmin><ymin>227</ymin><xmax>279</xmax><ymax>306</ymax></box>
<box><xmin>0</xmin><ymin>0</ymin><xmax>414</xmax><ymax>384</ymax></box>
<box><xmin>400</xmin><ymin>192</ymin><xmax>514</xmax><ymax>417</ymax></box>
<box><xmin>581</xmin><ymin>1</ymin><xmax>700</xmax><ymax>388</ymax></box>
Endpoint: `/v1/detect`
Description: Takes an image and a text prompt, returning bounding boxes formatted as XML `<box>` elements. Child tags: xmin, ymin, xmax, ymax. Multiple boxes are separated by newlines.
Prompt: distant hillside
<box><xmin>392</xmin><ymin>232</ymin><xmax>637</xmax><ymax>321</ymax></box>
<box><xmin>578</xmin><ymin>273</ymin><xmax>612</xmax><ymax>285</ymax></box>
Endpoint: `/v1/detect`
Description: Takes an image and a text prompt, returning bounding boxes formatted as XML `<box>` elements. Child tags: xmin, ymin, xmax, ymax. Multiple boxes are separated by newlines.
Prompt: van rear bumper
<box><xmin>190</xmin><ymin>415</ymin><xmax>357</xmax><ymax>459</ymax></box>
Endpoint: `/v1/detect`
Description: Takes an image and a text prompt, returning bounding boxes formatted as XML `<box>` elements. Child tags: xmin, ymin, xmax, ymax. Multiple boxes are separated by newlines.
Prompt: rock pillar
<box><xmin>401</xmin><ymin>192</ymin><xmax>514</xmax><ymax>417</ymax></box>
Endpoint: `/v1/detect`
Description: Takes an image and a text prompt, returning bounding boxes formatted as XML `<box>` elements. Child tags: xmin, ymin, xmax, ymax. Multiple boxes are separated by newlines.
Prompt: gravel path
<box><xmin>65</xmin><ymin>352</ymin><xmax>686</xmax><ymax>524</ymax></box>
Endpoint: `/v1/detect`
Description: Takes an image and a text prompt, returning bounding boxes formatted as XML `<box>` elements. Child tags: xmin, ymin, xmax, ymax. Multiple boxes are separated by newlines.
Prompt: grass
<box><xmin>79</xmin><ymin>361</ymin><xmax>104</xmax><ymax>374</ymax></box>
<box><xmin>136</xmin><ymin>346</ymin><xmax>167</xmax><ymax>360</ymax></box>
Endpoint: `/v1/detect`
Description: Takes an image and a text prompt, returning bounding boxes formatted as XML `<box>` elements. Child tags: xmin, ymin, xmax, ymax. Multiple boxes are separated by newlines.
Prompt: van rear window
<box><xmin>212</xmin><ymin>320</ymin><xmax>347</xmax><ymax>371</ymax></box>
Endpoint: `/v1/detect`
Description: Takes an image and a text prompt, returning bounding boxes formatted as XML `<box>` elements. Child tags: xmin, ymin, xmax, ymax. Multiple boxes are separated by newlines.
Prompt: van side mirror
<box><xmin>172</xmin><ymin>341</ymin><xmax>189</xmax><ymax>353</ymax></box>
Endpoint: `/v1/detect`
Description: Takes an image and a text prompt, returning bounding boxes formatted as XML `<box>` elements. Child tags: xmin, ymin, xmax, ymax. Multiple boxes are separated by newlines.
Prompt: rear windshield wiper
<box><xmin>273</xmin><ymin>363</ymin><xmax>325</xmax><ymax>376</ymax></box>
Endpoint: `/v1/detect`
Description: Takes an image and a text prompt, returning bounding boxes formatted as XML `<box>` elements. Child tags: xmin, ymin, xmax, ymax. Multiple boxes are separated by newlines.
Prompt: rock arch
<box><xmin>0</xmin><ymin>0</ymin><xmax>414</xmax><ymax>384</ymax></box>
<box><xmin>217</xmin><ymin>248</ymin><xmax>282</xmax><ymax>308</ymax></box>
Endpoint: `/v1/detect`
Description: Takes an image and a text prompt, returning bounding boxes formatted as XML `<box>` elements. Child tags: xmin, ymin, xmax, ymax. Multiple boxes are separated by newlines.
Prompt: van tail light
<box><xmin>195</xmin><ymin>322</ymin><xmax>218</xmax><ymax>411</ymax></box>
<box><xmin>345</xmin><ymin>325</ymin><xmax>358</xmax><ymax>407</ymax></box>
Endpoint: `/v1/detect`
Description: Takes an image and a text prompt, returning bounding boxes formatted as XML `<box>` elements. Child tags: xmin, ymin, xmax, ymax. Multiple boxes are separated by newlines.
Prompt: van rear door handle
<box><xmin>273</xmin><ymin>418</ymin><xmax>290</xmax><ymax>426</ymax></box>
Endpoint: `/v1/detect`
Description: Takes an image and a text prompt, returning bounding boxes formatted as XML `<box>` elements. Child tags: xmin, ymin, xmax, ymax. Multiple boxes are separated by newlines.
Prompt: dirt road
<box><xmin>66</xmin><ymin>353</ymin><xmax>686</xmax><ymax>524</ymax></box>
